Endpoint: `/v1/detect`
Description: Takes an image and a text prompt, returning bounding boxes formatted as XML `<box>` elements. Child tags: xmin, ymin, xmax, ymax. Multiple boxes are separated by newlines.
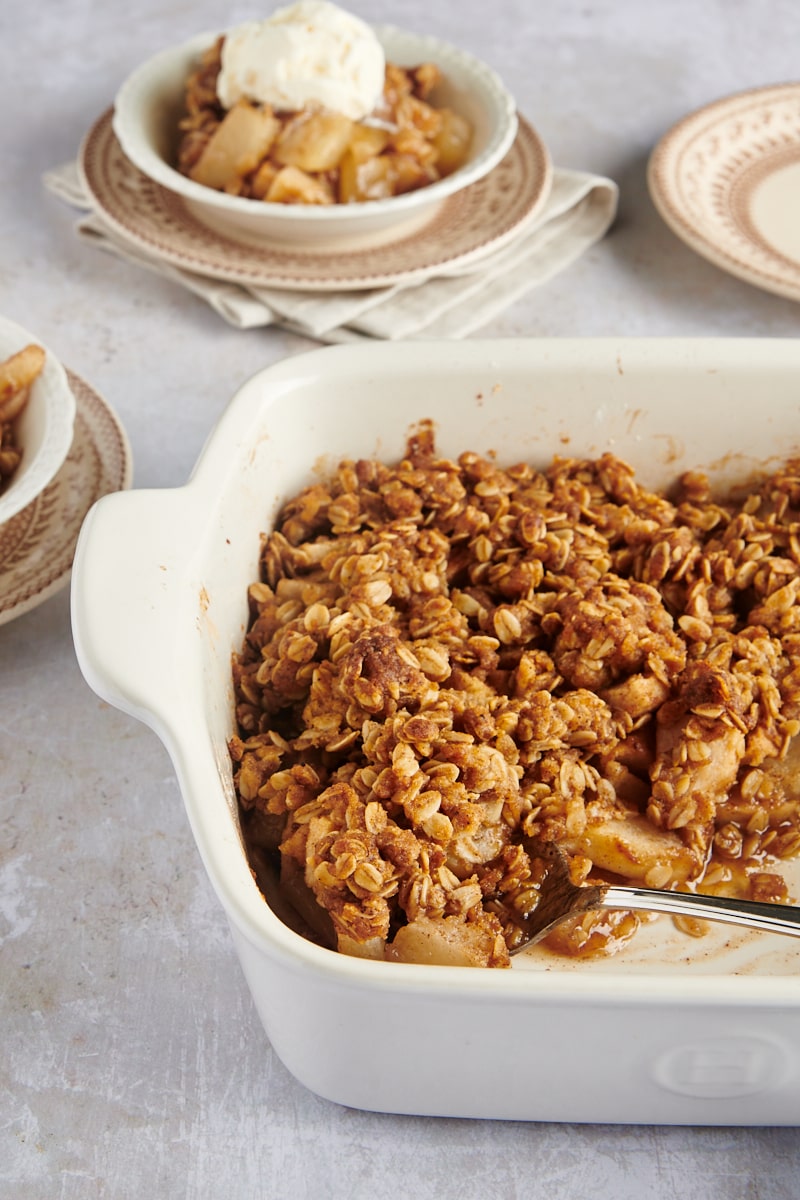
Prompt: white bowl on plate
<box><xmin>71</xmin><ymin>338</ymin><xmax>800</xmax><ymax>1124</ymax></box>
<box><xmin>112</xmin><ymin>25</ymin><xmax>518</xmax><ymax>249</ymax></box>
<box><xmin>0</xmin><ymin>316</ymin><xmax>76</xmax><ymax>526</ymax></box>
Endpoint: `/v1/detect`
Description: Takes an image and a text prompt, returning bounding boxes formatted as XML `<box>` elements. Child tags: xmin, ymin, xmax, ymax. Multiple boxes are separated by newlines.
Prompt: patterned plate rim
<box><xmin>647</xmin><ymin>82</ymin><xmax>800</xmax><ymax>303</ymax></box>
<box><xmin>79</xmin><ymin>109</ymin><xmax>553</xmax><ymax>292</ymax></box>
<box><xmin>0</xmin><ymin>370</ymin><xmax>133</xmax><ymax>627</ymax></box>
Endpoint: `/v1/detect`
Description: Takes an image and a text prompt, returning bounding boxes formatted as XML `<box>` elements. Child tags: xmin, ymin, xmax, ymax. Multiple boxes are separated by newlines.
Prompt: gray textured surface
<box><xmin>3</xmin><ymin>1</ymin><xmax>800</xmax><ymax>1196</ymax></box>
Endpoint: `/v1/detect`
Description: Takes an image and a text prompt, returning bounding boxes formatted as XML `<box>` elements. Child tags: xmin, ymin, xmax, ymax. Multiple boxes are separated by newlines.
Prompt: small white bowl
<box><xmin>0</xmin><ymin>316</ymin><xmax>76</xmax><ymax>526</ymax></box>
<box><xmin>112</xmin><ymin>25</ymin><xmax>518</xmax><ymax>250</ymax></box>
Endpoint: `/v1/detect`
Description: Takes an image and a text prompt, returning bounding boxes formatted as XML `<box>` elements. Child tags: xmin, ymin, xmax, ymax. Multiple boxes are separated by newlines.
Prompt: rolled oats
<box><xmin>231</xmin><ymin>427</ymin><xmax>800</xmax><ymax>967</ymax></box>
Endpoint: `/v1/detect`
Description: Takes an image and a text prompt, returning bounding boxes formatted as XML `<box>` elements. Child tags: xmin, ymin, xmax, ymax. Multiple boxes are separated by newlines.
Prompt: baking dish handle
<box><xmin>71</xmin><ymin>487</ymin><xmax>198</xmax><ymax>735</ymax></box>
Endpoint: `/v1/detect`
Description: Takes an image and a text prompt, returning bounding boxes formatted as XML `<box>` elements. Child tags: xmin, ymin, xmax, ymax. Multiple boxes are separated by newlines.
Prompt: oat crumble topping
<box><xmin>229</xmin><ymin>423</ymin><xmax>800</xmax><ymax>967</ymax></box>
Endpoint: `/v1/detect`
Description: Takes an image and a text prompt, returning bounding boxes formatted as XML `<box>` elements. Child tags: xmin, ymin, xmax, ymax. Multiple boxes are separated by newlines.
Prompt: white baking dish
<box><xmin>70</xmin><ymin>339</ymin><xmax>800</xmax><ymax>1124</ymax></box>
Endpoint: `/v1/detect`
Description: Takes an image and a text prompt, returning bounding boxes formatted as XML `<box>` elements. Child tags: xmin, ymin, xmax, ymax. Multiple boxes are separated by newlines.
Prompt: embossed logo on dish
<box><xmin>652</xmin><ymin>1036</ymin><xmax>789</xmax><ymax>1099</ymax></box>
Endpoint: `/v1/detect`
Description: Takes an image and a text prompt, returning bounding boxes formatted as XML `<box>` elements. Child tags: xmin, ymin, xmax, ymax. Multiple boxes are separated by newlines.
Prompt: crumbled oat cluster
<box><xmin>229</xmin><ymin>424</ymin><xmax>800</xmax><ymax>967</ymax></box>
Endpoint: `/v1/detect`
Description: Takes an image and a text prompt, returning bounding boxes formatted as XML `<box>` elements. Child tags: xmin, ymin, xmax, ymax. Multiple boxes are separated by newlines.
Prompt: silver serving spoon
<box><xmin>502</xmin><ymin>838</ymin><xmax>800</xmax><ymax>954</ymax></box>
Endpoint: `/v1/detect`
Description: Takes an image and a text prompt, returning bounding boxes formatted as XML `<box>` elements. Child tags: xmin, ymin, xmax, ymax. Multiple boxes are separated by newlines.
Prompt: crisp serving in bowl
<box><xmin>112</xmin><ymin>3</ymin><xmax>518</xmax><ymax>247</ymax></box>
<box><xmin>71</xmin><ymin>339</ymin><xmax>800</xmax><ymax>1124</ymax></box>
<box><xmin>0</xmin><ymin>316</ymin><xmax>76</xmax><ymax>526</ymax></box>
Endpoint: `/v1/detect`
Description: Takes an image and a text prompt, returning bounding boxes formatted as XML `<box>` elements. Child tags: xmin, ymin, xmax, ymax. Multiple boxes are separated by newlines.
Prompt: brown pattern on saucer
<box><xmin>0</xmin><ymin>370</ymin><xmax>133</xmax><ymax>626</ymax></box>
<box><xmin>79</xmin><ymin>109</ymin><xmax>552</xmax><ymax>292</ymax></box>
<box><xmin>648</xmin><ymin>83</ymin><xmax>800</xmax><ymax>302</ymax></box>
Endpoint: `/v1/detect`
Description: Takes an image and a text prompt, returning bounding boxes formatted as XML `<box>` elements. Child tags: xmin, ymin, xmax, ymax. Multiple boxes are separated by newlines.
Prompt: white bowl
<box><xmin>71</xmin><ymin>339</ymin><xmax>800</xmax><ymax>1124</ymax></box>
<box><xmin>0</xmin><ymin>316</ymin><xmax>76</xmax><ymax>526</ymax></box>
<box><xmin>112</xmin><ymin>25</ymin><xmax>518</xmax><ymax>249</ymax></box>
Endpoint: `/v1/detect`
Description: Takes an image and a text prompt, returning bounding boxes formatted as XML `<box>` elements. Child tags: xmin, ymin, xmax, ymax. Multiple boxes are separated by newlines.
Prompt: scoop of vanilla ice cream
<box><xmin>216</xmin><ymin>1</ymin><xmax>386</xmax><ymax>121</ymax></box>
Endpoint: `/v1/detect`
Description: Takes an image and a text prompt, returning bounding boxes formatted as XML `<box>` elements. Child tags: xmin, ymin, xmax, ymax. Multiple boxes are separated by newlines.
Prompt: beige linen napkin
<box><xmin>43</xmin><ymin>160</ymin><xmax>618</xmax><ymax>342</ymax></box>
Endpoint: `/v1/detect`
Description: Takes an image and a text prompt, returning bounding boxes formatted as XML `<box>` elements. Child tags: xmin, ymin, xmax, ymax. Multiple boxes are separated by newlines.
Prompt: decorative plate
<box><xmin>0</xmin><ymin>370</ymin><xmax>133</xmax><ymax>626</ymax></box>
<box><xmin>648</xmin><ymin>83</ymin><xmax>800</xmax><ymax>303</ymax></box>
<box><xmin>79</xmin><ymin>109</ymin><xmax>552</xmax><ymax>292</ymax></box>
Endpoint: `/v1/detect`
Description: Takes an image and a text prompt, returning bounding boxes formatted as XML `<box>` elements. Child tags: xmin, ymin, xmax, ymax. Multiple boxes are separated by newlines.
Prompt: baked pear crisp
<box><xmin>230</xmin><ymin>424</ymin><xmax>800</xmax><ymax>966</ymax></box>
<box><xmin>178</xmin><ymin>38</ymin><xmax>472</xmax><ymax>205</ymax></box>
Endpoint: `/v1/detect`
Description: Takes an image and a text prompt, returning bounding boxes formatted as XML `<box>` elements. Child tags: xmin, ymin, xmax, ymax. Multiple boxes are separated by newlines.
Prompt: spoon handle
<box><xmin>602</xmin><ymin>885</ymin><xmax>800</xmax><ymax>937</ymax></box>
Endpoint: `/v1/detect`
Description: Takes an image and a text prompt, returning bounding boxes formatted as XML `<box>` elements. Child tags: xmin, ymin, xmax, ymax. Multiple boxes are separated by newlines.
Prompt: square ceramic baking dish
<box><xmin>71</xmin><ymin>339</ymin><xmax>800</xmax><ymax>1125</ymax></box>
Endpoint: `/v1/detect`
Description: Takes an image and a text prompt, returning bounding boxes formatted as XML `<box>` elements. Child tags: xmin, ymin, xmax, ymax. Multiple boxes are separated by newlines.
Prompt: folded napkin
<box><xmin>43</xmin><ymin>160</ymin><xmax>618</xmax><ymax>343</ymax></box>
